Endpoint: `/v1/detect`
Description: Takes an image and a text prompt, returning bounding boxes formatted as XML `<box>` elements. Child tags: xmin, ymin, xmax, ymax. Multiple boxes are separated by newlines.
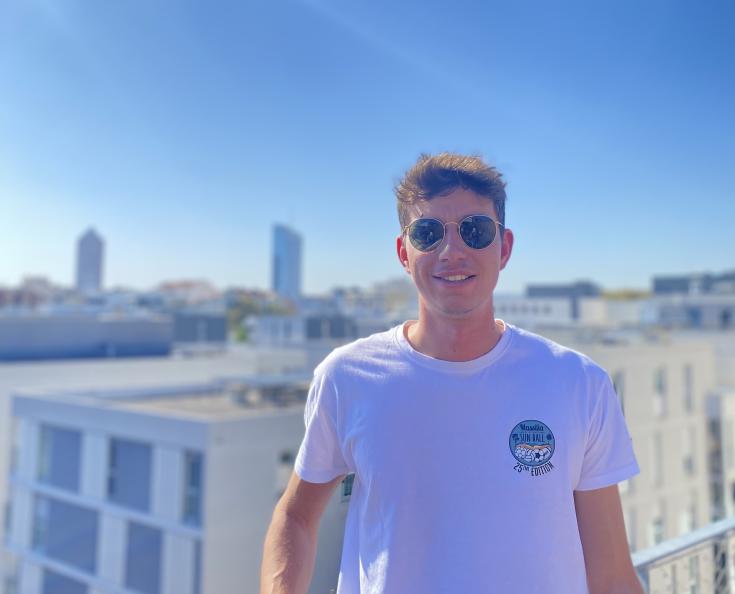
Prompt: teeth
<box><xmin>443</xmin><ymin>275</ymin><xmax>470</xmax><ymax>282</ymax></box>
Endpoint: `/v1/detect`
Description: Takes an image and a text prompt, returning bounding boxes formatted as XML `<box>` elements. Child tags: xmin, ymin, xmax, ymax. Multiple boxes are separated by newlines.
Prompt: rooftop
<box><xmin>15</xmin><ymin>373</ymin><xmax>312</xmax><ymax>421</ymax></box>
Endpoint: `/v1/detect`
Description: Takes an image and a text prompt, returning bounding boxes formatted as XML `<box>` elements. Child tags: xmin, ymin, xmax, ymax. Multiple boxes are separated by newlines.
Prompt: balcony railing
<box><xmin>633</xmin><ymin>516</ymin><xmax>735</xmax><ymax>593</ymax></box>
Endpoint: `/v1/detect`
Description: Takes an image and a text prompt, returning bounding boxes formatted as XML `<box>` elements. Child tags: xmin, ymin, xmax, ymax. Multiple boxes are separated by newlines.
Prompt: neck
<box><xmin>406</xmin><ymin>303</ymin><xmax>505</xmax><ymax>362</ymax></box>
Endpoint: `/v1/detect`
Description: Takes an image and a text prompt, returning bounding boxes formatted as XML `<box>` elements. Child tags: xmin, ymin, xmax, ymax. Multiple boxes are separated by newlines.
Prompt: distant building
<box><xmin>494</xmin><ymin>295</ymin><xmax>574</xmax><ymax>327</ymax></box>
<box><xmin>173</xmin><ymin>311</ymin><xmax>228</xmax><ymax>344</ymax></box>
<box><xmin>0</xmin><ymin>313</ymin><xmax>173</xmax><ymax>361</ymax></box>
<box><xmin>5</xmin><ymin>378</ymin><xmax>348</xmax><ymax>594</ymax></box>
<box><xmin>75</xmin><ymin>229</ymin><xmax>104</xmax><ymax>295</ymax></box>
<box><xmin>540</xmin><ymin>328</ymin><xmax>719</xmax><ymax>552</ymax></box>
<box><xmin>246</xmin><ymin>313</ymin><xmax>359</xmax><ymax>371</ymax></box>
<box><xmin>526</xmin><ymin>281</ymin><xmax>602</xmax><ymax>320</ymax></box>
<box><xmin>653</xmin><ymin>271</ymin><xmax>735</xmax><ymax>296</ymax></box>
<box><xmin>272</xmin><ymin>225</ymin><xmax>302</xmax><ymax>302</ymax></box>
<box><xmin>155</xmin><ymin>281</ymin><xmax>220</xmax><ymax>306</ymax></box>
<box><xmin>0</xmin><ymin>343</ymin><xmax>310</xmax><ymax>586</ymax></box>
<box><xmin>655</xmin><ymin>295</ymin><xmax>735</xmax><ymax>330</ymax></box>
<box><xmin>0</xmin><ymin>278</ymin><xmax>64</xmax><ymax>310</ymax></box>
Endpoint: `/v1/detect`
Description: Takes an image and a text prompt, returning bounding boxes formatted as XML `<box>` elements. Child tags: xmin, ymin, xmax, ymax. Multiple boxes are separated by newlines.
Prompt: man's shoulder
<box><xmin>508</xmin><ymin>324</ymin><xmax>609</xmax><ymax>381</ymax></box>
<box><xmin>315</xmin><ymin>324</ymin><xmax>401</xmax><ymax>377</ymax></box>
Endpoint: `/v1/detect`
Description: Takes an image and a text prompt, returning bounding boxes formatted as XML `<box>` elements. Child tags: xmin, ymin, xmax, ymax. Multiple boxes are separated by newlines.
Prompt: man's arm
<box><xmin>574</xmin><ymin>485</ymin><xmax>644</xmax><ymax>594</ymax></box>
<box><xmin>260</xmin><ymin>471</ymin><xmax>344</xmax><ymax>594</ymax></box>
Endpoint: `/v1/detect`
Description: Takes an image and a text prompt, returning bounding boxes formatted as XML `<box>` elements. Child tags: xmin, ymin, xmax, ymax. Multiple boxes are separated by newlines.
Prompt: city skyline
<box><xmin>5</xmin><ymin>222</ymin><xmax>735</xmax><ymax>296</ymax></box>
<box><xmin>3</xmin><ymin>1</ymin><xmax>733</xmax><ymax>294</ymax></box>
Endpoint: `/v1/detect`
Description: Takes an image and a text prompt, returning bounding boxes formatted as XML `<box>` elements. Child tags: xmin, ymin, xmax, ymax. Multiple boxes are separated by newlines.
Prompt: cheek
<box><xmin>412</xmin><ymin>254</ymin><xmax>434</xmax><ymax>277</ymax></box>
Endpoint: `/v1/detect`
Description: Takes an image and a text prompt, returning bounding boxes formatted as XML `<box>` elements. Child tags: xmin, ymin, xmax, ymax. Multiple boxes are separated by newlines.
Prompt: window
<box><xmin>653</xmin><ymin>367</ymin><xmax>667</xmax><ymax>417</ymax></box>
<box><xmin>4</xmin><ymin>499</ymin><xmax>12</xmax><ymax>541</ymax></box>
<box><xmin>678</xmin><ymin>493</ymin><xmax>697</xmax><ymax>534</ymax></box>
<box><xmin>9</xmin><ymin>419</ymin><xmax>19</xmax><ymax>475</ymax></box>
<box><xmin>612</xmin><ymin>371</ymin><xmax>625</xmax><ymax>416</ymax></box>
<box><xmin>38</xmin><ymin>424</ymin><xmax>82</xmax><ymax>492</ymax></box>
<box><xmin>3</xmin><ymin>554</ymin><xmax>18</xmax><ymax>594</ymax></box>
<box><xmin>193</xmin><ymin>540</ymin><xmax>202</xmax><ymax>594</ymax></box>
<box><xmin>125</xmin><ymin>521</ymin><xmax>162</xmax><ymax>594</ymax></box>
<box><xmin>683</xmin><ymin>427</ymin><xmax>696</xmax><ymax>476</ymax></box>
<box><xmin>683</xmin><ymin>364</ymin><xmax>694</xmax><ymax>413</ymax></box>
<box><xmin>689</xmin><ymin>555</ymin><xmax>700</xmax><ymax>593</ymax></box>
<box><xmin>108</xmin><ymin>438</ymin><xmax>152</xmax><ymax>511</ymax></box>
<box><xmin>649</xmin><ymin>502</ymin><xmax>666</xmax><ymax>547</ymax></box>
<box><xmin>32</xmin><ymin>496</ymin><xmax>98</xmax><ymax>573</ymax></box>
<box><xmin>650</xmin><ymin>517</ymin><xmax>665</xmax><ymax>546</ymax></box>
<box><xmin>42</xmin><ymin>570</ymin><xmax>88</xmax><ymax>594</ymax></box>
<box><xmin>652</xmin><ymin>433</ymin><xmax>663</xmax><ymax>487</ymax></box>
<box><xmin>182</xmin><ymin>451</ymin><xmax>204</xmax><ymax>527</ymax></box>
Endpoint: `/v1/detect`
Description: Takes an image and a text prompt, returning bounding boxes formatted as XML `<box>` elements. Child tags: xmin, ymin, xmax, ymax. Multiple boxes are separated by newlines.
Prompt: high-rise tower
<box><xmin>75</xmin><ymin>228</ymin><xmax>104</xmax><ymax>294</ymax></box>
<box><xmin>272</xmin><ymin>224</ymin><xmax>302</xmax><ymax>301</ymax></box>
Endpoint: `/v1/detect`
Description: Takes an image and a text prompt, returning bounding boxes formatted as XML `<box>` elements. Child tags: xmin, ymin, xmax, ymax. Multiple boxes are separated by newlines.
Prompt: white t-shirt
<box><xmin>295</xmin><ymin>321</ymin><xmax>640</xmax><ymax>594</ymax></box>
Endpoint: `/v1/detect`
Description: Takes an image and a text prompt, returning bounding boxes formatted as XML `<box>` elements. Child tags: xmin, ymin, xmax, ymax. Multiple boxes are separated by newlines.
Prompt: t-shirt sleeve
<box><xmin>575</xmin><ymin>372</ymin><xmax>640</xmax><ymax>491</ymax></box>
<box><xmin>294</xmin><ymin>366</ymin><xmax>351</xmax><ymax>483</ymax></box>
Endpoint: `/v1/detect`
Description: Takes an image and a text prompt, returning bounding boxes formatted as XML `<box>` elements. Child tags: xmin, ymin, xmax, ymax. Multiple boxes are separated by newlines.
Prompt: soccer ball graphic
<box><xmin>515</xmin><ymin>444</ymin><xmax>552</xmax><ymax>465</ymax></box>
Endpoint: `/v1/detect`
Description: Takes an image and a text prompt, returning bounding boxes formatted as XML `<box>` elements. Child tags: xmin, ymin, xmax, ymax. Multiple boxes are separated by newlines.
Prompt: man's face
<box><xmin>396</xmin><ymin>187</ymin><xmax>514</xmax><ymax>319</ymax></box>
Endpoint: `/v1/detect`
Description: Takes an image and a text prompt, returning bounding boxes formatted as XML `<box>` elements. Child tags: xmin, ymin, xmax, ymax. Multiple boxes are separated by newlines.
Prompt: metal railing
<box><xmin>633</xmin><ymin>516</ymin><xmax>735</xmax><ymax>593</ymax></box>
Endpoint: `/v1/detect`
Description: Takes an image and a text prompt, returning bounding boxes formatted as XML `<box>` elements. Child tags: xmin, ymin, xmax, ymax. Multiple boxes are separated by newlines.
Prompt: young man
<box><xmin>260</xmin><ymin>153</ymin><xmax>643</xmax><ymax>594</ymax></box>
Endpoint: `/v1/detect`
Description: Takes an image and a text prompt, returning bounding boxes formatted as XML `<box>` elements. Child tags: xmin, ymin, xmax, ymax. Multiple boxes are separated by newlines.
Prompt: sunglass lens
<box><xmin>409</xmin><ymin>219</ymin><xmax>444</xmax><ymax>251</ymax></box>
<box><xmin>459</xmin><ymin>215</ymin><xmax>496</xmax><ymax>249</ymax></box>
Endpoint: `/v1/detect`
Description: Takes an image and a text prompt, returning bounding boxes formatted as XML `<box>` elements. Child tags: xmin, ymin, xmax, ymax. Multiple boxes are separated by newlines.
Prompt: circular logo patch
<box><xmin>509</xmin><ymin>420</ymin><xmax>555</xmax><ymax>467</ymax></box>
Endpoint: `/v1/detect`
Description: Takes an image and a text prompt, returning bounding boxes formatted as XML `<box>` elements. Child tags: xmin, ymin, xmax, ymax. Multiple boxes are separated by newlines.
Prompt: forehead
<box><xmin>408</xmin><ymin>187</ymin><xmax>498</xmax><ymax>221</ymax></box>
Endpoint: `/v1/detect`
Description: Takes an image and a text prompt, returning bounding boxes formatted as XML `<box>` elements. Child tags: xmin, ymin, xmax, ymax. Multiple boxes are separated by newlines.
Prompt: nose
<box><xmin>437</xmin><ymin>222</ymin><xmax>466</xmax><ymax>261</ymax></box>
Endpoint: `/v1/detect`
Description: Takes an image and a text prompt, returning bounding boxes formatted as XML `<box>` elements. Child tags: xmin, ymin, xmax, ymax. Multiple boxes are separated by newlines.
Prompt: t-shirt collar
<box><xmin>393</xmin><ymin>318</ymin><xmax>514</xmax><ymax>374</ymax></box>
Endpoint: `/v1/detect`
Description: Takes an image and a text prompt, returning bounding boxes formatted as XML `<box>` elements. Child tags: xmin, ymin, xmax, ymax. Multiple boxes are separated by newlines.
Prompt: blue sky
<box><xmin>2</xmin><ymin>0</ymin><xmax>733</xmax><ymax>294</ymax></box>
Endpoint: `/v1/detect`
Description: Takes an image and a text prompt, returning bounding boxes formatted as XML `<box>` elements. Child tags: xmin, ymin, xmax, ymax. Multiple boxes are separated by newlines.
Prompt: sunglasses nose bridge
<box><xmin>437</xmin><ymin>221</ymin><xmax>467</xmax><ymax>255</ymax></box>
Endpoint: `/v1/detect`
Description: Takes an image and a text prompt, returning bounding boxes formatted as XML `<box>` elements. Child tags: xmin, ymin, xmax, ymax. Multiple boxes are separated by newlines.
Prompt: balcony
<box><xmin>633</xmin><ymin>516</ymin><xmax>735</xmax><ymax>593</ymax></box>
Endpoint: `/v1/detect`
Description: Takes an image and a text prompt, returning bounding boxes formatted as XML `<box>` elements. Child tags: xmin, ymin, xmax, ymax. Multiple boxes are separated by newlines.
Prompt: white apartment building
<box><xmin>4</xmin><ymin>381</ymin><xmax>349</xmax><ymax>594</ymax></box>
<box><xmin>0</xmin><ymin>346</ymin><xmax>310</xmax><ymax>593</ymax></box>
<box><xmin>543</xmin><ymin>328</ymin><xmax>719</xmax><ymax>552</ymax></box>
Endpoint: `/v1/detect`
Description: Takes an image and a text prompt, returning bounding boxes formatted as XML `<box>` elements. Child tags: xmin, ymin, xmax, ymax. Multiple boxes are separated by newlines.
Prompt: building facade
<box><xmin>543</xmin><ymin>330</ymin><xmax>718</xmax><ymax>553</ymax></box>
<box><xmin>4</xmin><ymin>382</ymin><xmax>349</xmax><ymax>594</ymax></box>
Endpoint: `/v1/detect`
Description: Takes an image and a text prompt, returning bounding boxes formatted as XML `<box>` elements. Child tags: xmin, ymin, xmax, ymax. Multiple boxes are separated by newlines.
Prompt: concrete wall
<box><xmin>204</xmin><ymin>411</ymin><xmax>348</xmax><ymax>594</ymax></box>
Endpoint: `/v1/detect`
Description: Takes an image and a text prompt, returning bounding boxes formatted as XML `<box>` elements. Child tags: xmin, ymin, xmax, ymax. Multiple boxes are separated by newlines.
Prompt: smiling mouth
<box><xmin>433</xmin><ymin>274</ymin><xmax>476</xmax><ymax>283</ymax></box>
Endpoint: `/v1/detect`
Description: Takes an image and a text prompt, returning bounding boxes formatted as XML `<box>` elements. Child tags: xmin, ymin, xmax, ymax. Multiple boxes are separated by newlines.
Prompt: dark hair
<box><xmin>395</xmin><ymin>152</ymin><xmax>507</xmax><ymax>235</ymax></box>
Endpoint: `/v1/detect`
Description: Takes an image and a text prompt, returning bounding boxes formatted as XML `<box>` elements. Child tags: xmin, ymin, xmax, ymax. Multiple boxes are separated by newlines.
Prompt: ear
<box><xmin>396</xmin><ymin>235</ymin><xmax>411</xmax><ymax>274</ymax></box>
<box><xmin>499</xmin><ymin>228</ymin><xmax>514</xmax><ymax>271</ymax></box>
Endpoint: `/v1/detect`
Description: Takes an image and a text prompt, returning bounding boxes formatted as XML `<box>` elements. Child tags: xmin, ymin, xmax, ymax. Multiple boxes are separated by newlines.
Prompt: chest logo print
<box><xmin>509</xmin><ymin>420</ymin><xmax>555</xmax><ymax>477</ymax></box>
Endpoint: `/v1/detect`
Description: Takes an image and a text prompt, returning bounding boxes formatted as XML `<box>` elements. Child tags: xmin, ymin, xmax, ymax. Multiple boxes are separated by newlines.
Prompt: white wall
<box><xmin>203</xmin><ymin>411</ymin><xmax>348</xmax><ymax>594</ymax></box>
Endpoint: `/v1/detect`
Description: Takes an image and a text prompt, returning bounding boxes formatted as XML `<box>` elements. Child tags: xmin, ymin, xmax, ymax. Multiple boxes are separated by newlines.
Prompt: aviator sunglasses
<box><xmin>403</xmin><ymin>214</ymin><xmax>504</xmax><ymax>252</ymax></box>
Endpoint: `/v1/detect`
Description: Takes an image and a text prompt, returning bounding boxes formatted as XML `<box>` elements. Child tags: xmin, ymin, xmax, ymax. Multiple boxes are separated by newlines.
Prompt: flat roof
<box><xmin>15</xmin><ymin>378</ymin><xmax>311</xmax><ymax>422</ymax></box>
<box><xmin>3</xmin><ymin>345</ymin><xmax>311</xmax><ymax>421</ymax></box>
<box><xmin>0</xmin><ymin>344</ymin><xmax>307</xmax><ymax>395</ymax></box>
<box><xmin>114</xmin><ymin>384</ymin><xmax>309</xmax><ymax>419</ymax></box>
